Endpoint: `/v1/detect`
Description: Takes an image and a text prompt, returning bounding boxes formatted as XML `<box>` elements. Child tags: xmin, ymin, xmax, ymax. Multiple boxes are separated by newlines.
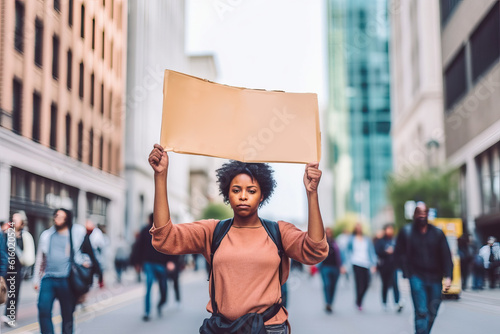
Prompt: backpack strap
<box><xmin>260</xmin><ymin>219</ymin><xmax>284</xmax><ymax>285</ymax></box>
<box><xmin>208</xmin><ymin>218</ymin><xmax>233</xmax><ymax>280</ymax></box>
<box><xmin>209</xmin><ymin>218</ymin><xmax>233</xmax><ymax>314</ymax></box>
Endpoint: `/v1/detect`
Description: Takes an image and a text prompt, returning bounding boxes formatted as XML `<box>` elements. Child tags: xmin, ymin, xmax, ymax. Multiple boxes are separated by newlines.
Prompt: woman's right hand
<box><xmin>148</xmin><ymin>144</ymin><xmax>169</xmax><ymax>175</ymax></box>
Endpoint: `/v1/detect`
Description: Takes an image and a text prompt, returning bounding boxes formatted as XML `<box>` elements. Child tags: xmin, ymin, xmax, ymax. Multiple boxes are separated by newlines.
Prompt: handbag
<box><xmin>199</xmin><ymin>303</ymin><xmax>282</xmax><ymax>334</ymax></box>
<box><xmin>68</xmin><ymin>228</ymin><xmax>93</xmax><ymax>297</ymax></box>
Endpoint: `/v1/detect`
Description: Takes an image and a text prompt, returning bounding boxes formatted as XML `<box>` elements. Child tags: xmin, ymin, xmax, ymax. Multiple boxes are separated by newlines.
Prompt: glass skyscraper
<box><xmin>327</xmin><ymin>0</ymin><xmax>392</xmax><ymax>222</ymax></box>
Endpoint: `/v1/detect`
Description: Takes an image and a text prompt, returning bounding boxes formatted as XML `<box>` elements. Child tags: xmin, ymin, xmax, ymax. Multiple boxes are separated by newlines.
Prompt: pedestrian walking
<box><xmin>166</xmin><ymin>254</ymin><xmax>182</xmax><ymax>309</ymax></box>
<box><xmin>148</xmin><ymin>144</ymin><xmax>328</xmax><ymax>333</ymax></box>
<box><xmin>84</xmin><ymin>220</ymin><xmax>104</xmax><ymax>289</ymax></box>
<box><xmin>1</xmin><ymin>212</ymin><xmax>35</xmax><ymax>327</ymax></box>
<box><xmin>114</xmin><ymin>235</ymin><xmax>130</xmax><ymax>284</ymax></box>
<box><xmin>375</xmin><ymin>223</ymin><xmax>402</xmax><ymax>312</ymax></box>
<box><xmin>336</xmin><ymin>227</ymin><xmax>352</xmax><ymax>284</ymax></box>
<box><xmin>478</xmin><ymin>236</ymin><xmax>500</xmax><ymax>289</ymax></box>
<box><xmin>395</xmin><ymin>203</ymin><xmax>453</xmax><ymax>334</ymax></box>
<box><xmin>347</xmin><ymin>222</ymin><xmax>377</xmax><ymax>311</ymax></box>
<box><xmin>33</xmin><ymin>208</ymin><xmax>100</xmax><ymax>334</ymax></box>
<box><xmin>135</xmin><ymin>213</ymin><xmax>170</xmax><ymax>321</ymax></box>
<box><xmin>318</xmin><ymin>227</ymin><xmax>344</xmax><ymax>314</ymax></box>
<box><xmin>457</xmin><ymin>234</ymin><xmax>473</xmax><ymax>290</ymax></box>
<box><xmin>0</xmin><ymin>221</ymin><xmax>9</xmax><ymax>306</ymax></box>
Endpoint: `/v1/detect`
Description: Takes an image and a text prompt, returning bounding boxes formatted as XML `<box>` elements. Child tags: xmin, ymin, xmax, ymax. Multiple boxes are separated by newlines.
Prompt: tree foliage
<box><xmin>387</xmin><ymin>168</ymin><xmax>460</xmax><ymax>230</ymax></box>
<box><xmin>331</xmin><ymin>212</ymin><xmax>371</xmax><ymax>236</ymax></box>
<box><xmin>200</xmin><ymin>202</ymin><xmax>233</xmax><ymax>220</ymax></box>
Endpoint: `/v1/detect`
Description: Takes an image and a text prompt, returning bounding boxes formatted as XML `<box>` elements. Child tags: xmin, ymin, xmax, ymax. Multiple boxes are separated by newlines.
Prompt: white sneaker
<box><xmin>174</xmin><ymin>301</ymin><xmax>182</xmax><ymax>310</ymax></box>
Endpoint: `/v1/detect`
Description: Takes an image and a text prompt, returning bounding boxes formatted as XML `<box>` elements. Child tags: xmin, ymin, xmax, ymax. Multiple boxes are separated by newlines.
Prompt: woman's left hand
<box><xmin>303</xmin><ymin>163</ymin><xmax>322</xmax><ymax>194</ymax></box>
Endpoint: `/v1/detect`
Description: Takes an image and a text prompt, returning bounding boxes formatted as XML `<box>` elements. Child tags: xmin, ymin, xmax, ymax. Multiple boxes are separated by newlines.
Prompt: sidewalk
<box><xmin>1</xmin><ymin>268</ymin><xmax>207</xmax><ymax>333</ymax></box>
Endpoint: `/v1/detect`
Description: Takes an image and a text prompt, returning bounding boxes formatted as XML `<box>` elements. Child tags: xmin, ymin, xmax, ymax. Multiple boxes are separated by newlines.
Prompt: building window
<box><xmin>470</xmin><ymin>2</ymin><xmax>500</xmax><ymax>82</ymax></box>
<box><xmin>52</xmin><ymin>35</ymin><xmax>60</xmax><ymax>80</ymax></box>
<box><xmin>12</xmin><ymin>79</ymin><xmax>22</xmax><ymax>134</ymax></box>
<box><xmin>77</xmin><ymin>121</ymin><xmax>83</xmax><ymax>161</ymax></box>
<box><xmin>376</xmin><ymin>122</ymin><xmax>391</xmax><ymax>134</ymax></box>
<box><xmin>50</xmin><ymin>103</ymin><xmax>57</xmax><ymax>150</ymax></box>
<box><xmin>108</xmin><ymin>140</ymin><xmax>112</xmax><ymax>172</ymax></box>
<box><xmin>90</xmin><ymin>73</ymin><xmax>95</xmax><ymax>106</ymax></box>
<box><xmin>67</xmin><ymin>50</ymin><xmax>72</xmax><ymax>90</ymax></box>
<box><xmin>493</xmin><ymin>147</ymin><xmax>500</xmax><ymax>211</ymax></box>
<box><xmin>100</xmin><ymin>83</ymin><xmax>104</xmax><ymax>114</ymax></box>
<box><xmin>480</xmin><ymin>153</ymin><xmax>492</xmax><ymax>214</ymax></box>
<box><xmin>80</xmin><ymin>4</ymin><xmax>85</xmax><ymax>38</ymax></box>
<box><xmin>444</xmin><ymin>47</ymin><xmax>466</xmax><ymax>110</ymax></box>
<box><xmin>362</xmin><ymin>122</ymin><xmax>370</xmax><ymax>135</ymax></box>
<box><xmin>89</xmin><ymin>128</ymin><xmax>94</xmax><ymax>166</ymax></box>
<box><xmin>110</xmin><ymin>41</ymin><xmax>113</xmax><ymax>68</ymax></box>
<box><xmin>68</xmin><ymin>0</ymin><xmax>73</xmax><ymax>26</ymax></box>
<box><xmin>79</xmin><ymin>62</ymin><xmax>84</xmax><ymax>99</ymax></box>
<box><xmin>109</xmin><ymin>91</ymin><xmax>112</xmax><ymax>118</ymax></box>
<box><xmin>86</xmin><ymin>192</ymin><xmax>110</xmax><ymax>223</ymax></box>
<box><xmin>65</xmin><ymin>113</ymin><xmax>71</xmax><ymax>156</ymax></box>
<box><xmin>102</xmin><ymin>30</ymin><xmax>105</xmax><ymax>59</ymax></box>
<box><xmin>32</xmin><ymin>92</ymin><xmax>41</xmax><ymax>143</ymax></box>
<box><xmin>99</xmin><ymin>136</ymin><xmax>104</xmax><ymax>169</ymax></box>
<box><xmin>34</xmin><ymin>19</ymin><xmax>43</xmax><ymax>67</ymax></box>
<box><xmin>14</xmin><ymin>1</ymin><xmax>24</xmax><ymax>53</ymax></box>
<box><xmin>92</xmin><ymin>18</ymin><xmax>95</xmax><ymax>50</ymax></box>
<box><xmin>54</xmin><ymin>0</ymin><xmax>60</xmax><ymax>12</ymax></box>
<box><xmin>440</xmin><ymin>0</ymin><xmax>463</xmax><ymax>25</ymax></box>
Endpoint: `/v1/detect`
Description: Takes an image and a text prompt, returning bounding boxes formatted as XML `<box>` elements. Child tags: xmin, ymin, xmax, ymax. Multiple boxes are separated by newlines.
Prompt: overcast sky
<box><xmin>186</xmin><ymin>0</ymin><xmax>328</xmax><ymax>224</ymax></box>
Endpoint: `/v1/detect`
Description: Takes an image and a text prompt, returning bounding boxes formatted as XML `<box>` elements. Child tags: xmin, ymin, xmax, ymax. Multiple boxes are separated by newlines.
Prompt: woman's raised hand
<box><xmin>303</xmin><ymin>162</ymin><xmax>322</xmax><ymax>194</ymax></box>
<box><xmin>148</xmin><ymin>144</ymin><xmax>169</xmax><ymax>175</ymax></box>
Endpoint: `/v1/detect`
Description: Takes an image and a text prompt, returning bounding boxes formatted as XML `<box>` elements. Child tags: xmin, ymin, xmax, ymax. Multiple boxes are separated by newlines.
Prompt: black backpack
<box><xmin>208</xmin><ymin>218</ymin><xmax>284</xmax><ymax>314</ymax></box>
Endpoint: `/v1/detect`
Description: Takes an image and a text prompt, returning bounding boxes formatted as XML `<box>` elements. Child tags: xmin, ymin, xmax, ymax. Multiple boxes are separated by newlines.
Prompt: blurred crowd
<box><xmin>0</xmin><ymin>209</ymin><xmax>498</xmax><ymax>333</ymax></box>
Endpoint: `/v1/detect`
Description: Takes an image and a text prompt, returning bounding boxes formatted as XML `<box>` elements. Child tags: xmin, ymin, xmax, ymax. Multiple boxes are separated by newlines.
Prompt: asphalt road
<box><xmin>3</xmin><ymin>268</ymin><xmax>500</xmax><ymax>333</ymax></box>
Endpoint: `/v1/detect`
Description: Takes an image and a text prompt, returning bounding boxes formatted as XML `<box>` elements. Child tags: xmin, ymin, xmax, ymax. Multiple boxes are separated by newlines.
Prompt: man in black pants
<box><xmin>375</xmin><ymin>224</ymin><xmax>403</xmax><ymax>312</ymax></box>
<box><xmin>395</xmin><ymin>204</ymin><xmax>453</xmax><ymax>334</ymax></box>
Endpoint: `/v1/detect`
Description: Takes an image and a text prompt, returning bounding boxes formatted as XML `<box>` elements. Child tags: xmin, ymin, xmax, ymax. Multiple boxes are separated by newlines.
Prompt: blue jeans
<box><xmin>319</xmin><ymin>265</ymin><xmax>340</xmax><ymax>306</ymax></box>
<box><xmin>143</xmin><ymin>262</ymin><xmax>167</xmax><ymax>316</ymax></box>
<box><xmin>409</xmin><ymin>276</ymin><xmax>442</xmax><ymax>334</ymax></box>
<box><xmin>38</xmin><ymin>277</ymin><xmax>76</xmax><ymax>334</ymax></box>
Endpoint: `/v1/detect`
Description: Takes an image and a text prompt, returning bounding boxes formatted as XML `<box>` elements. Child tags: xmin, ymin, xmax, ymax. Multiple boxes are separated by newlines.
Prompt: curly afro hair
<box><xmin>216</xmin><ymin>161</ymin><xmax>277</xmax><ymax>208</ymax></box>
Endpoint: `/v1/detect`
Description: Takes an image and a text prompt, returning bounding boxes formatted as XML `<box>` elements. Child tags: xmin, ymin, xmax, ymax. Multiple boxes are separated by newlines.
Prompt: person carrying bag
<box><xmin>148</xmin><ymin>145</ymin><xmax>328</xmax><ymax>333</ymax></box>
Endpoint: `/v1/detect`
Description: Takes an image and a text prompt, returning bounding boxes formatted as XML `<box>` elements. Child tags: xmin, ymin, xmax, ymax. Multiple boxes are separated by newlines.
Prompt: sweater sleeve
<box><xmin>278</xmin><ymin>221</ymin><xmax>328</xmax><ymax>265</ymax></box>
<box><xmin>150</xmin><ymin>219</ymin><xmax>219</xmax><ymax>260</ymax></box>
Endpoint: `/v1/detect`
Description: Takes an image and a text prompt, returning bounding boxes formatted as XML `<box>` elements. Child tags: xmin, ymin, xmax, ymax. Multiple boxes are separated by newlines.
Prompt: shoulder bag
<box><xmin>68</xmin><ymin>228</ymin><xmax>93</xmax><ymax>297</ymax></box>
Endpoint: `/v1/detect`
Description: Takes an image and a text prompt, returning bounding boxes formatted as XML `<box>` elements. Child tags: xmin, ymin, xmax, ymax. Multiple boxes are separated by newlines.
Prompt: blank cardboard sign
<box><xmin>160</xmin><ymin>70</ymin><xmax>321</xmax><ymax>163</ymax></box>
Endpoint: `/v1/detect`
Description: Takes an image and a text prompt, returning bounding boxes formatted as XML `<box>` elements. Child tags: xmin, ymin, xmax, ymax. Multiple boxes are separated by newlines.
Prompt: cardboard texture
<box><xmin>160</xmin><ymin>70</ymin><xmax>321</xmax><ymax>163</ymax></box>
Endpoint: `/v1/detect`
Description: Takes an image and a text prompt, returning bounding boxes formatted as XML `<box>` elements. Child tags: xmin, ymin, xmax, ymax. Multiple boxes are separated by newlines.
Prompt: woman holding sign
<box><xmin>148</xmin><ymin>144</ymin><xmax>327</xmax><ymax>333</ymax></box>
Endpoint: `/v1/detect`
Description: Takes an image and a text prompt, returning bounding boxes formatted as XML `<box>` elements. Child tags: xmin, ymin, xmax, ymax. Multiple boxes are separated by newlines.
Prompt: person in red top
<box><xmin>148</xmin><ymin>144</ymin><xmax>328</xmax><ymax>333</ymax></box>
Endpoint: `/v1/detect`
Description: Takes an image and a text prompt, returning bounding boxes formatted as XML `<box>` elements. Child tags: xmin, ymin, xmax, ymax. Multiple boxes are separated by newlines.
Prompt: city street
<box><xmin>3</xmin><ymin>267</ymin><xmax>499</xmax><ymax>334</ymax></box>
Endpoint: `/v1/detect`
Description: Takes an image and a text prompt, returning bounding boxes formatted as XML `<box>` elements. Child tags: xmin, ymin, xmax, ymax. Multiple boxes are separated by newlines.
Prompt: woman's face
<box><xmin>228</xmin><ymin>173</ymin><xmax>263</xmax><ymax>217</ymax></box>
<box><xmin>354</xmin><ymin>223</ymin><xmax>363</xmax><ymax>235</ymax></box>
<box><xmin>54</xmin><ymin>210</ymin><xmax>67</xmax><ymax>228</ymax></box>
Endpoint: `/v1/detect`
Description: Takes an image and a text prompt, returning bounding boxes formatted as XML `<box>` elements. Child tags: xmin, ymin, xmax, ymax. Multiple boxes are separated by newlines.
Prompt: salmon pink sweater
<box><xmin>150</xmin><ymin>218</ymin><xmax>328</xmax><ymax>325</ymax></box>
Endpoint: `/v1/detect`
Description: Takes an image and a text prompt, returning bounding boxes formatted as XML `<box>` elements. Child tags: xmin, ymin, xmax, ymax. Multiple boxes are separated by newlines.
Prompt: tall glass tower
<box><xmin>327</xmin><ymin>0</ymin><xmax>392</xmax><ymax>223</ymax></box>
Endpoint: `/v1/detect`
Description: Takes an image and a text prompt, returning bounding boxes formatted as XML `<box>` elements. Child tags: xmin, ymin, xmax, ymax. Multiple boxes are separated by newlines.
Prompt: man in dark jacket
<box><xmin>136</xmin><ymin>213</ymin><xmax>170</xmax><ymax>321</ymax></box>
<box><xmin>395</xmin><ymin>203</ymin><xmax>453</xmax><ymax>334</ymax></box>
<box><xmin>375</xmin><ymin>224</ymin><xmax>402</xmax><ymax>312</ymax></box>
